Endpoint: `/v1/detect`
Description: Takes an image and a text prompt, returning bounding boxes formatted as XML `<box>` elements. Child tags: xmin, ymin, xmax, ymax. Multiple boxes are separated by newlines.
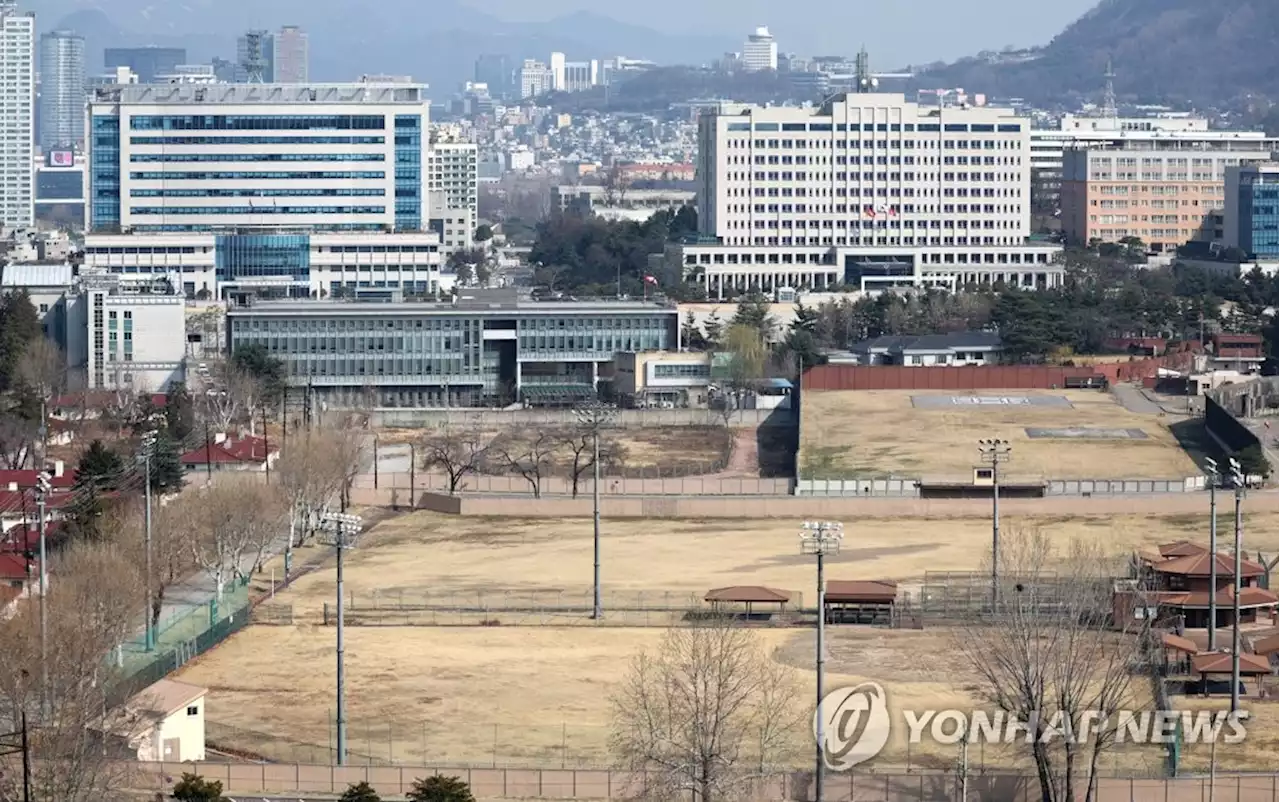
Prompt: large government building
<box><xmin>670</xmin><ymin>93</ymin><xmax>1063</xmax><ymax>295</ymax></box>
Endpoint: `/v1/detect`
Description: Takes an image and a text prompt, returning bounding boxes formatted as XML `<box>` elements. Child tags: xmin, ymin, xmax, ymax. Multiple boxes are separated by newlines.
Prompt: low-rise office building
<box><xmin>226</xmin><ymin>289</ymin><xmax>679</xmax><ymax>407</ymax></box>
<box><xmin>65</xmin><ymin>273</ymin><xmax>187</xmax><ymax>392</ymax></box>
<box><xmin>832</xmin><ymin>331</ymin><xmax>1002</xmax><ymax>366</ymax></box>
<box><xmin>613</xmin><ymin>350</ymin><xmax>711</xmax><ymax>408</ymax></box>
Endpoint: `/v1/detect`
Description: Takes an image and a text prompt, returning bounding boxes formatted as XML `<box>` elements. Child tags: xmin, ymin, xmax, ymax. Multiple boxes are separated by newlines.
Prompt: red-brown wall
<box><xmin>803</xmin><ymin>353</ymin><xmax>1196</xmax><ymax>392</ymax></box>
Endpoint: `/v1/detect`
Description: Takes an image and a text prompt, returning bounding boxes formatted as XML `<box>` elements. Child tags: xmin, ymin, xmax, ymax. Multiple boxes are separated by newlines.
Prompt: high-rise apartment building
<box><xmin>427</xmin><ymin>129</ymin><xmax>479</xmax><ymax>254</ymax></box>
<box><xmin>104</xmin><ymin>47</ymin><xmax>185</xmax><ymax>83</ymax></box>
<box><xmin>675</xmin><ymin>92</ymin><xmax>1062</xmax><ymax>295</ymax></box>
<box><xmin>741</xmin><ymin>27</ymin><xmax>777</xmax><ymax>72</ymax></box>
<box><xmin>1059</xmin><ymin>140</ymin><xmax>1276</xmax><ymax>252</ymax></box>
<box><xmin>1</xmin><ymin>0</ymin><xmax>35</xmax><ymax>228</ymax></box>
<box><xmin>86</xmin><ymin>81</ymin><xmax>430</xmax><ymax>233</ymax></box>
<box><xmin>38</xmin><ymin>30</ymin><xmax>86</xmax><ymax>151</ymax></box>
<box><xmin>272</xmin><ymin>26</ymin><xmax>308</xmax><ymax>83</ymax></box>
<box><xmin>1223</xmin><ymin>162</ymin><xmax>1279</xmax><ymax>261</ymax></box>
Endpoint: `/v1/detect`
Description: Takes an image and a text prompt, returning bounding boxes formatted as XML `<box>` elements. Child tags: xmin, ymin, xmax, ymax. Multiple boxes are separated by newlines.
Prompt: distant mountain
<box><xmin>42</xmin><ymin>0</ymin><xmax>733</xmax><ymax>89</ymax></box>
<box><xmin>908</xmin><ymin>0</ymin><xmax>1278</xmax><ymax>107</ymax></box>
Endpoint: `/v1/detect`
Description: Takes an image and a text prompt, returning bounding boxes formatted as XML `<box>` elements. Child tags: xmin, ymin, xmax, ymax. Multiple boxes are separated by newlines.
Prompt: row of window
<box><xmin>130</xmin><ymin>205</ymin><xmax>387</xmax><ymax>215</ymax></box>
<box><xmin>127</xmin><ymin>171</ymin><xmax>386</xmax><ymax>180</ymax></box>
<box><xmin>726</xmin><ymin>139</ymin><xmax>1019</xmax><ymax>151</ymax></box>
<box><xmin>128</xmin><ymin>188</ymin><xmax>387</xmax><ymax>198</ymax></box>
<box><xmin>129</xmin><ymin>135</ymin><xmax>388</xmax><ymax>145</ymax></box>
<box><xmin>724</xmin><ymin>121</ymin><xmax>1021</xmax><ymax>133</ymax></box>
<box><xmin>739</xmin><ymin>155</ymin><xmax>1013</xmax><ymax>166</ymax></box>
<box><xmin>129</xmin><ymin>223</ymin><xmax>390</xmax><ymax>233</ymax></box>
<box><xmin>232</xmin><ymin>315</ymin><xmax>670</xmax><ymax>333</ymax></box>
<box><xmin>130</xmin><ymin>153</ymin><xmax>386</xmax><ymax>163</ymax></box>
<box><xmin>86</xmin><ymin>244</ymin><xmax>440</xmax><ymax>255</ymax></box>
<box><xmin>128</xmin><ymin>115</ymin><xmax>393</xmax><ymax>131</ymax></box>
<box><xmin>727</xmin><ymin>171</ymin><xmax>1017</xmax><ymax>183</ymax></box>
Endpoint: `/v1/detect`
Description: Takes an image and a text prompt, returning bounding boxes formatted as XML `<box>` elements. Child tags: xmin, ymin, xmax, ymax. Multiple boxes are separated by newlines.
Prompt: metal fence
<box><xmin>283</xmin><ymin>589</ymin><xmax>811</xmax><ymax>628</ymax></box>
<box><xmin>796</xmin><ymin>477</ymin><xmax>1204</xmax><ymax>497</ymax></box>
<box><xmin>131</xmin><ymin>762</ymin><xmax>1280</xmax><ymax>800</ymax></box>
<box><xmin>370</xmin><ymin>407</ymin><xmax>793</xmax><ymax>429</ymax></box>
<box><xmin>352</xmin><ymin>471</ymin><xmax>795</xmax><ymax>496</ymax></box>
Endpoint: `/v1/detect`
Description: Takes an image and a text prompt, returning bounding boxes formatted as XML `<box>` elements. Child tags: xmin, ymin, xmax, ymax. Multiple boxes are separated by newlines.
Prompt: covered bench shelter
<box><xmin>824</xmin><ymin>580</ymin><xmax>898</xmax><ymax>626</ymax></box>
<box><xmin>704</xmin><ymin>586</ymin><xmax>793</xmax><ymax>620</ymax></box>
<box><xmin>1190</xmin><ymin>651</ymin><xmax>1273</xmax><ymax>698</ymax></box>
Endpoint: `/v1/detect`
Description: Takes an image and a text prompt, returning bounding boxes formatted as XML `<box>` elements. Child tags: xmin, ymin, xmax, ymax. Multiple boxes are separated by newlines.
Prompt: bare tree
<box><xmin>178</xmin><ymin>481</ymin><xmax>270</xmax><ymax>601</ymax></box>
<box><xmin>275</xmin><ymin>428</ymin><xmax>363</xmax><ymax>565</ymax></box>
<box><xmin>419</xmin><ymin>421</ymin><xmax>496</xmax><ymax>494</ymax></box>
<box><xmin>0</xmin><ymin>539</ymin><xmax>144</xmax><ymax>801</ymax></box>
<box><xmin>610</xmin><ymin>623</ymin><xmax>802</xmax><ymax>802</ymax></box>
<box><xmin>14</xmin><ymin>336</ymin><xmax>67</xmax><ymax>411</ymax></box>
<box><xmin>0</xmin><ymin>415</ymin><xmax>35</xmax><ymax>469</ymax></box>
<box><xmin>557</xmin><ymin>429</ymin><xmax>627</xmax><ymax>498</ymax></box>
<box><xmin>494</xmin><ymin>430</ymin><xmax>559</xmax><ymax>498</ymax></box>
<box><xmin>950</xmin><ymin>528</ymin><xmax>1154</xmax><ymax>802</ymax></box>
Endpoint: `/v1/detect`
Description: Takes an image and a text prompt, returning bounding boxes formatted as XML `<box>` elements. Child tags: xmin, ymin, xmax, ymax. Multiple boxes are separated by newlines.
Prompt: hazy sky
<box><xmin>463</xmin><ymin>0</ymin><xmax>1101</xmax><ymax>65</ymax></box>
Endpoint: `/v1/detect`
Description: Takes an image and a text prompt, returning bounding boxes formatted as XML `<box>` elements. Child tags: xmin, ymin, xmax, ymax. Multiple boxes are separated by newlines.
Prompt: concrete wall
<box><xmin>801</xmin><ymin>354</ymin><xmax>1197</xmax><ymax>392</ymax></box>
<box><xmin>370</xmin><ymin>407</ymin><xmax>788</xmax><ymax>428</ymax></box>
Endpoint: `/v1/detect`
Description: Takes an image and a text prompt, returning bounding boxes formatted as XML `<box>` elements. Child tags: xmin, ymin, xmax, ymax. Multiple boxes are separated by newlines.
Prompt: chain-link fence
<box><xmin>352</xmin><ymin>472</ymin><xmax>794</xmax><ymax>496</ymax></box>
<box><xmin>285</xmin><ymin>589</ymin><xmax>810</xmax><ymax>628</ymax></box>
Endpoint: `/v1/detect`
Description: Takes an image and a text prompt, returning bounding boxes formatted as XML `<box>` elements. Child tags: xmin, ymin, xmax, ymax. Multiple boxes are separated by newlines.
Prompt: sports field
<box><xmin>800</xmin><ymin>389</ymin><xmax>1199</xmax><ymax>481</ymax></box>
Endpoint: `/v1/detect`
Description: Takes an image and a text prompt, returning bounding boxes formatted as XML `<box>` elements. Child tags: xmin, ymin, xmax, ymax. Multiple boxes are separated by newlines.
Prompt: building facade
<box><xmin>613</xmin><ymin>350</ymin><xmax>711</xmax><ymax>408</ymax></box>
<box><xmin>103</xmin><ymin>47</ymin><xmax>185</xmax><ymax>83</ymax></box>
<box><xmin>426</xmin><ymin>137</ymin><xmax>478</xmax><ymax>253</ymax></box>
<box><xmin>519</xmin><ymin>60</ymin><xmax>554</xmax><ymax>99</ymax></box>
<box><xmin>741</xmin><ymin>27</ymin><xmax>778</xmax><ymax>72</ymax></box>
<box><xmin>685</xmin><ymin>92</ymin><xmax>1058</xmax><ymax>294</ymax></box>
<box><xmin>0</xmin><ymin>1</ymin><xmax>35</xmax><ymax>229</ymax></box>
<box><xmin>38</xmin><ymin>30</ymin><xmax>86</xmax><ymax>151</ymax></box>
<box><xmin>82</xmin><ymin>230</ymin><xmax>450</xmax><ymax>300</ymax></box>
<box><xmin>225</xmin><ymin>291</ymin><xmax>679</xmax><ymax>407</ymax></box>
<box><xmin>1059</xmin><ymin>140</ymin><xmax>1276</xmax><ymax>252</ymax></box>
<box><xmin>1224</xmin><ymin>162</ymin><xmax>1279</xmax><ymax>261</ymax></box>
<box><xmin>1029</xmin><ymin>116</ymin><xmax>1275</xmax><ymax>215</ymax></box>
<box><xmin>87</xmin><ymin>82</ymin><xmax>429</xmax><ymax>234</ymax></box>
<box><xmin>271</xmin><ymin>26</ymin><xmax>308</xmax><ymax>83</ymax></box>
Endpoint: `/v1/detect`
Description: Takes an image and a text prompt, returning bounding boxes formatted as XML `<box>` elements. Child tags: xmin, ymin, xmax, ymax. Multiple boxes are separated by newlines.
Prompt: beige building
<box><xmin>613</xmin><ymin>351</ymin><xmax>711</xmax><ymax>408</ymax></box>
<box><xmin>1060</xmin><ymin>140</ymin><xmax>1276</xmax><ymax>252</ymax></box>
<box><xmin>118</xmin><ymin>678</ymin><xmax>208</xmax><ymax>762</ymax></box>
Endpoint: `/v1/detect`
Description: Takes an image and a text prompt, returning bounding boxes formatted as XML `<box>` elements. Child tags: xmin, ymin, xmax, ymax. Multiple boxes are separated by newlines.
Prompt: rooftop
<box><xmin>92</xmin><ymin>83</ymin><xmax>426</xmax><ymax>105</ymax></box>
<box><xmin>850</xmin><ymin>331</ymin><xmax>1003</xmax><ymax>355</ymax></box>
<box><xmin>0</xmin><ymin>263</ymin><xmax>75</xmax><ymax>288</ymax></box>
<box><xmin>229</xmin><ymin>291</ymin><xmax>675</xmax><ymax>317</ymax></box>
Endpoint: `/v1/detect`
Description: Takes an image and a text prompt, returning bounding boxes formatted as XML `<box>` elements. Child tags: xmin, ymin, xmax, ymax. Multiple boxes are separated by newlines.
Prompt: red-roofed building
<box><xmin>0</xmin><ymin>461</ymin><xmax>75</xmax><ymax>492</ymax></box>
<box><xmin>48</xmin><ymin>391</ymin><xmax>168</xmax><ymax>421</ymax></box>
<box><xmin>179</xmin><ymin>433</ymin><xmax>278</xmax><ymax>474</ymax></box>
<box><xmin>0</xmin><ymin>489</ymin><xmax>77</xmax><ymax>532</ymax></box>
<box><xmin>1116</xmin><ymin>542</ymin><xmax>1280</xmax><ymax>628</ymax></box>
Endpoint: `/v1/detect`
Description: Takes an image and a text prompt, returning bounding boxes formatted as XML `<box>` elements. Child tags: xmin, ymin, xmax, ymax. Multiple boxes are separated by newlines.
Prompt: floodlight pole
<box><xmin>574</xmin><ymin>402</ymin><xmax>617</xmax><ymax>620</ymax></box>
<box><xmin>35</xmin><ymin>472</ymin><xmax>51</xmax><ymax>719</ymax></box>
<box><xmin>801</xmin><ymin>520</ymin><xmax>842</xmax><ymax>802</ymax></box>
<box><xmin>1205</xmin><ymin>458</ymin><xmax>1219</xmax><ymax>651</ymax></box>
<box><xmin>1228</xmin><ymin>459</ymin><xmax>1244</xmax><ymax>713</ymax></box>
<box><xmin>141</xmin><ymin>433</ymin><xmax>157</xmax><ymax>652</ymax></box>
<box><xmin>323</xmin><ymin>512</ymin><xmax>362</xmax><ymax>765</ymax></box>
<box><xmin>978</xmin><ymin>440</ymin><xmax>1011</xmax><ymax>608</ymax></box>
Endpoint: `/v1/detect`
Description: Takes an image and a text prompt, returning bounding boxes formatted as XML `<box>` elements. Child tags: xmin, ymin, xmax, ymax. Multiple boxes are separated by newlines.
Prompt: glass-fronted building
<box><xmin>226</xmin><ymin>291</ymin><xmax>680</xmax><ymax>407</ymax></box>
<box><xmin>87</xmin><ymin>82</ymin><xmax>429</xmax><ymax>234</ymax></box>
<box><xmin>1225</xmin><ymin>163</ymin><xmax>1279</xmax><ymax>261</ymax></box>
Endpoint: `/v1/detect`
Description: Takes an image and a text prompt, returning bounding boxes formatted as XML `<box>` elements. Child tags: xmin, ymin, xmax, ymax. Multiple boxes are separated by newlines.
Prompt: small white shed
<box><xmin>125</xmin><ymin>678</ymin><xmax>209</xmax><ymax>763</ymax></box>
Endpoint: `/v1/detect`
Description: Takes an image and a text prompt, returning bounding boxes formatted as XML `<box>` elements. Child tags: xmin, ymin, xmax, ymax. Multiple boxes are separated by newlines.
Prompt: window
<box><xmin>187</xmin><ymin>705</ymin><xmax>199</xmax><ymax>716</ymax></box>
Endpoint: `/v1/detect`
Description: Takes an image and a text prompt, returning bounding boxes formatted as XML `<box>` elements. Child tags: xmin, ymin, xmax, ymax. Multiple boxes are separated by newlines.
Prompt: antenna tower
<box><xmin>1101</xmin><ymin>57</ymin><xmax>1117</xmax><ymax>118</ymax></box>
<box><xmin>241</xmin><ymin>30</ymin><xmax>268</xmax><ymax>83</ymax></box>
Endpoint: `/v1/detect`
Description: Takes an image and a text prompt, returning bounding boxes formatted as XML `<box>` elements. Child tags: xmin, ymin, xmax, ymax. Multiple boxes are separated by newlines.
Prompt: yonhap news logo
<box><xmin>816</xmin><ymin>683</ymin><xmax>1250</xmax><ymax>770</ymax></box>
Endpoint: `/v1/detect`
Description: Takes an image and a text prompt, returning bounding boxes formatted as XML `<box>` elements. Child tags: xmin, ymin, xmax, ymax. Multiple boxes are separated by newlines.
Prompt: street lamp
<box><xmin>573</xmin><ymin>401</ymin><xmax>617</xmax><ymax>620</ymax></box>
<box><xmin>801</xmin><ymin>520</ymin><xmax>843</xmax><ymax>802</ymax></box>
<box><xmin>35</xmin><ymin>469</ymin><xmax>52</xmax><ymax>718</ymax></box>
<box><xmin>1204</xmin><ymin>457</ymin><xmax>1220</xmax><ymax>650</ymax></box>
<box><xmin>319</xmin><ymin>511</ymin><xmax>363</xmax><ymax>765</ymax></box>
<box><xmin>139</xmin><ymin>432</ymin><xmax>157</xmax><ymax>652</ymax></box>
<box><xmin>977</xmin><ymin>439</ymin><xmax>1012</xmax><ymax>607</ymax></box>
<box><xmin>1227</xmin><ymin>458</ymin><xmax>1244</xmax><ymax>713</ymax></box>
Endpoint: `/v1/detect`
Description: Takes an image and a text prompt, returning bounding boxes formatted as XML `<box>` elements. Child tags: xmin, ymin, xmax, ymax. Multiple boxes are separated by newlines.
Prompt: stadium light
<box><xmin>1227</xmin><ymin>458</ymin><xmax>1244</xmax><ymax>713</ymax></box>
<box><xmin>1204</xmin><ymin>457</ymin><xmax>1220</xmax><ymax>651</ymax></box>
<box><xmin>800</xmin><ymin>520</ymin><xmax>843</xmax><ymax>802</ymax></box>
<box><xmin>573</xmin><ymin>401</ymin><xmax>617</xmax><ymax>620</ymax></box>
<box><xmin>977</xmin><ymin>440</ymin><xmax>1012</xmax><ymax>608</ymax></box>
<box><xmin>319</xmin><ymin>511</ymin><xmax>363</xmax><ymax>765</ymax></box>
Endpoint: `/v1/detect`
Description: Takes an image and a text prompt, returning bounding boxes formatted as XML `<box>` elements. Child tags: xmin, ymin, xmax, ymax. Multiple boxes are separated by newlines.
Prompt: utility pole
<box><xmin>140</xmin><ymin>432</ymin><xmax>157</xmax><ymax>651</ymax></box>
<box><xmin>409</xmin><ymin>442</ymin><xmax>416</xmax><ymax>510</ymax></box>
<box><xmin>204</xmin><ymin>422</ymin><xmax>214</xmax><ymax>482</ymax></box>
<box><xmin>801</xmin><ymin>520</ymin><xmax>843</xmax><ymax>802</ymax></box>
<box><xmin>978</xmin><ymin>439</ymin><xmax>1011</xmax><ymax>608</ymax></box>
<box><xmin>1228</xmin><ymin>458</ymin><xmax>1244</xmax><ymax>713</ymax></box>
<box><xmin>320</xmin><ymin>511</ymin><xmax>362</xmax><ymax>765</ymax></box>
<box><xmin>35</xmin><ymin>470</ymin><xmax>51</xmax><ymax>718</ymax></box>
<box><xmin>1205</xmin><ymin>458</ymin><xmax>1220</xmax><ymax>650</ymax></box>
<box><xmin>373</xmin><ymin>434</ymin><xmax>379</xmax><ymax>490</ymax></box>
<box><xmin>573</xmin><ymin>401</ymin><xmax>617</xmax><ymax>620</ymax></box>
<box><xmin>262</xmin><ymin>405</ymin><xmax>270</xmax><ymax>483</ymax></box>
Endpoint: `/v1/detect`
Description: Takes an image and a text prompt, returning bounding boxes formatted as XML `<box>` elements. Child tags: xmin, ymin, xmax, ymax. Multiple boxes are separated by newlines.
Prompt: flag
<box><xmin>864</xmin><ymin>206</ymin><xmax>876</xmax><ymax>219</ymax></box>
<box><xmin>875</xmin><ymin>203</ymin><xmax>888</xmax><ymax>216</ymax></box>
<box><xmin>643</xmin><ymin>275</ymin><xmax>659</xmax><ymax>285</ymax></box>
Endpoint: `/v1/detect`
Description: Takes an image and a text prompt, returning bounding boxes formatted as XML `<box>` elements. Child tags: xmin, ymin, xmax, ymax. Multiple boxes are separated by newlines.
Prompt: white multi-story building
<box><xmin>679</xmin><ymin>92</ymin><xmax>1060</xmax><ymax>294</ymax></box>
<box><xmin>741</xmin><ymin>27</ymin><xmax>778</xmax><ymax>72</ymax></box>
<box><xmin>86</xmin><ymin>82</ymin><xmax>429</xmax><ymax>234</ymax></box>
<box><xmin>81</xmin><ymin>230</ymin><xmax>451</xmax><ymax>300</ymax></box>
<box><xmin>64</xmin><ymin>273</ymin><xmax>187</xmax><ymax>392</ymax></box>
<box><xmin>562</xmin><ymin>60</ymin><xmax>599</xmax><ymax>93</ymax></box>
<box><xmin>1030</xmin><ymin>115</ymin><xmax>1275</xmax><ymax>213</ymax></box>
<box><xmin>272</xmin><ymin>26</ymin><xmax>308</xmax><ymax>83</ymax></box>
<box><xmin>38</xmin><ymin>30</ymin><xmax>86</xmax><ymax>151</ymax></box>
<box><xmin>1</xmin><ymin>0</ymin><xmax>35</xmax><ymax>229</ymax></box>
<box><xmin>427</xmin><ymin>139</ymin><xmax>478</xmax><ymax>253</ymax></box>
<box><xmin>549</xmin><ymin>52</ymin><xmax>566</xmax><ymax>92</ymax></box>
<box><xmin>519</xmin><ymin>60</ymin><xmax>554</xmax><ymax>99</ymax></box>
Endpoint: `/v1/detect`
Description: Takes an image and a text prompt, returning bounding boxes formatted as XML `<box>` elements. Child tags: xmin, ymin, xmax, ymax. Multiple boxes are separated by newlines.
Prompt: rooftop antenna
<box><xmin>241</xmin><ymin>30</ymin><xmax>268</xmax><ymax>84</ymax></box>
<box><xmin>1101</xmin><ymin>57</ymin><xmax>1117</xmax><ymax>119</ymax></box>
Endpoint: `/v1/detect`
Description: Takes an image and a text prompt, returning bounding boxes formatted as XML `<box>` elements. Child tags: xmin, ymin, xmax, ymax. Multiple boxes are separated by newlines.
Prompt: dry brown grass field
<box><xmin>800</xmin><ymin>389</ymin><xmax>1199</xmax><ymax>481</ymax></box>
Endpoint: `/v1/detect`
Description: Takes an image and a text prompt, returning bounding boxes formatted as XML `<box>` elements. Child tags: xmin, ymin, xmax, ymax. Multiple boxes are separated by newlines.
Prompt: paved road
<box><xmin>1111</xmin><ymin>384</ymin><xmax>1164</xmax><ymax>415</ymax></box>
